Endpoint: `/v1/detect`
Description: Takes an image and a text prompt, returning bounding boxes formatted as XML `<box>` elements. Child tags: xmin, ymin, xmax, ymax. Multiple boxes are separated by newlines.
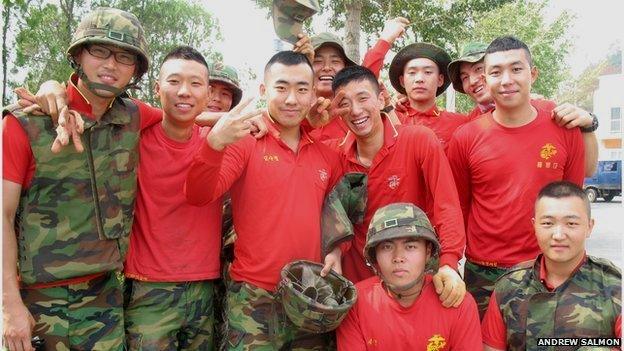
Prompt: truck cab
<box><xmin>584</xmin><ymin>160</ymin><xmax>622</xmax><ymax>202</ymax></box>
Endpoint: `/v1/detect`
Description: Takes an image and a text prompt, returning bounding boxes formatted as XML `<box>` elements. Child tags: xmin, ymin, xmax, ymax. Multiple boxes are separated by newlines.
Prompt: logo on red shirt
<box><xmin>318</xmin><ymin>169</ymin><xmax>328</xmax><ymax>182</ymax></box>
<box><xmin>539</xmin><ymin>143</ymin><xmax>557</xmax><ymax>160</ymax></box>
<box><xmin>426</xmin><ymin>334</ymin><xmax>446</xmax><ymax>351</ymax></box>
<box><xmin>387</xmin><ymin>175</ymin><xmax>400</xmax><ymax>189</ymax></box>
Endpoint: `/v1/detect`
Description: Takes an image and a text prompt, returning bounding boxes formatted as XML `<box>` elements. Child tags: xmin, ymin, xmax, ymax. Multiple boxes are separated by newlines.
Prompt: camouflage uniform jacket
<box><xmin>12</xmin><ymin>96</ymin><xmax>140</xmax><ymax>285</ymax></box>
<box><xmin>494</xmin><ymin>254</ymin><xmax>621</xmax><ymax>351</ymax></box>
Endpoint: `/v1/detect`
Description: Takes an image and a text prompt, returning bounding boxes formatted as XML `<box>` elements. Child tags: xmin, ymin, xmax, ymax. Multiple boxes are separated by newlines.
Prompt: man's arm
<box><xmin>3</xmin><ymin>180</ymin><xmax>36</xmax><ymax>351</ymax></box>
<box><xmin>361</xmin><ymin>17</ymin><xmax>409</xmax><ymax>78</ymax></box>
<box><xmin>413</xmin><ymin>127</ymin><xmax>466</xmax><ymax>307</ymax></box>
<box><xmin>185</xmin><ymin>99</ymin><xmax>261</xmax><ymax>206</ymax></box>
<box><xmin>336</xmin><ymin>307</ymin><xmax>367</xmax><ymax>351</ymax></box>
<box><xmin>551</xmin><ymin>103</ymin><xmax>598</xmax><ymax>177</ymax></box>
<box><xmin>446</xmin><ymin>131</ymin><xmax>472</xmax><ymax>227</ymax></box>
<box><xmin>481</xmin><ymin>293</ymin><xmax>507</xmax><ymax>351</ymax></box>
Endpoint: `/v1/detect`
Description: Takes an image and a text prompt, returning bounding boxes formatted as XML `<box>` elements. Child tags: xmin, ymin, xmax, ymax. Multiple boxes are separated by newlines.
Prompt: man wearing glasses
<box><xmin>2</xmin><ymin>7</ymin><xmax>161</xmax><ymax>351</ymax></box>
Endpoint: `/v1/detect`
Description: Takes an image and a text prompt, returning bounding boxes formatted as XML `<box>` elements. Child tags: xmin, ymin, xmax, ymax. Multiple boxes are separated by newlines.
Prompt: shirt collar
<box><xmin>402</xmin><ymin>100</ymin><xmax>440</xmax><ymax>118</ymax></box>
<box><xmin>537</xmin><ymin>253</ymin><xmax>587</xmax><ymax>291</ymax></box>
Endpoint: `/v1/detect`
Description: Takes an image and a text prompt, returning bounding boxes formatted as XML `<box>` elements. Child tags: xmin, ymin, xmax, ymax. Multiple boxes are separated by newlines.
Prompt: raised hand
<box><xmin>207</xmin><ymin>97</ymin><xmax>263</xmax><ymax>151</ymax></box>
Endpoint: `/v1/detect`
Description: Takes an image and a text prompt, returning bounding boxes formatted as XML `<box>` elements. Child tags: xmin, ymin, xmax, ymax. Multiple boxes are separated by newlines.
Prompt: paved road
<box><xmin>586</xmin><ymin>197</ymin><xmax>622</xmax><ymax>269</ymax></box>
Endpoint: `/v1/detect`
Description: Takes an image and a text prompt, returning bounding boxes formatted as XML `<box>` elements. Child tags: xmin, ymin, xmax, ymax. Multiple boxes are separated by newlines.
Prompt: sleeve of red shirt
<box><xmin>336</xmin><ymin>305</ymin><xmax>367</xmax><ymax>351</ymax></box>
<box><xmin>448</xmin><ymin>294</ymin><xmax>483</xmax><ymax>350</ymax></box>
<box><xmin>133</xmin><ymin>98</ymin><xmax>163</xmax><ymax>130</ymax></box>
<box><xmin>481</xmin><ymin>292</ymin><xmax>507</xmax><ymax>350</ymax></box>
<box><xmin>185</xmin><ymin>137</ymin><xmax>252</xmax><ymax>206</ymax></box>
<box><xmin>615</xmin><ymin>315</ymin><xmax>622</xmax><ymax>338</ymax></box>
<box><xmin>413</xmin><ymin>127</ymin><xmax>465</xmax><ymax>269</ymax></box>
<box><xmin>562</xmin><ymin>128</ymin><xmax>585</xmax><ymax>186</ymax></box>
<box><xmin>361</xmin><ymin>39</ymin><xmax>391</xmax><ymax>79</ymax></box>
<box><xmin>446</xmin><ymin>127</ymin><xmax>472</xmax><ymax>228</ymax></box>
<box><xmin>2</xmin><ymin>115</ymin><xmax>34</xmax><ymax>187</ymax></box>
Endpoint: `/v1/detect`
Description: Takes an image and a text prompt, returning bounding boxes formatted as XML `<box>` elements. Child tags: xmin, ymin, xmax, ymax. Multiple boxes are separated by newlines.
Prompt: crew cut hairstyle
<box><xmin>332</xmin><ymin>65</ymin><xmax>380</xmax><ymax>94</ymax></box>
<box><xmin>264</xmin><ymin>50</ymin><xmax>313</xmax><ymax>74</ymax></box>
<box><xmin>536</xmin><ymin>181</ymin><xmax>591</xmax><ymax>219</ymax></box>
<box><xmin>485</xmin><ymin>36</ymin><xmax>533</xmax><ymax>67</ymax></box>
<box><xmin>161</xmin><ymin>45</ymin><xmax>209</xmax><ymax>76</ymax></box>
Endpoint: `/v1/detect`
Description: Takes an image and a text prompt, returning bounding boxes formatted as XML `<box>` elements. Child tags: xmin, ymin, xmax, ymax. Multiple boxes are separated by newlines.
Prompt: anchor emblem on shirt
<box><xmin>388</xmin><ymin>175</ymin><xmax>400</xmax><ymax>190</ymax></box>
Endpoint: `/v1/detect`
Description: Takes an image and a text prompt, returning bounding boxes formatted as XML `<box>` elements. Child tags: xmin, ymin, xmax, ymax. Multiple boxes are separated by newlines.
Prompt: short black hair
<box><xmin>332</xmin><ymin>65</ymin><xmax>380</xmax><ymax>94</ymax></box>
<box><xmin>264</xmin><ymin>50</ymin><xmax>313</xmax><ymax>75</ymax></box>
<box><xmin>485</xmin><ymin>36</ymin><xmax>533</xmax><ymax>66</ymax></box>
<box><xmin>161</xmin><ymin>46</ymin><xmax>209</xmax><ymax>78</ymax></box>
<box><xmin>536</xmin><ymin>181</ymin><xmax>591</xmax><ymax>218</ymax></box>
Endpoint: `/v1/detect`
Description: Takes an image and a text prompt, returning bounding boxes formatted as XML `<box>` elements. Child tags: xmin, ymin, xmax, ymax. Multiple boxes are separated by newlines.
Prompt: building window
<box><xmin>611</xmin><ymin>107</ymin><xmax>621</xmax><ymax>132</ymax></box>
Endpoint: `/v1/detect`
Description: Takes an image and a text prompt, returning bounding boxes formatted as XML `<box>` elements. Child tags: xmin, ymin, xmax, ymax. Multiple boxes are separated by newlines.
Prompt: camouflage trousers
<box><xmin>225</xmin><ymin>281</ymin><xmax>334</xmax><ymax>351</ymax></box>
<box><xmin>464</xmin><ymin>261</ymin><xmax>510</xmax><ymax>320</ymax></box>
<box><xmin>125</xmin><ymin>279</ymin><xmax>215</xmax><ymax>350</ymax></box>
<box><xmin>20</xmin><ymin>271</ymin><xmax>124</xmax><ymax>351</ymax></box>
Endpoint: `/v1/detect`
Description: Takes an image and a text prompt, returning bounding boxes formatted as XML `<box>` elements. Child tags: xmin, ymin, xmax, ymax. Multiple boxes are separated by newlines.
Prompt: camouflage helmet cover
<box><xmin>311</xmin><ymin>32</ymin><xmax>358</xmax><ymax>66</ymax></box>
<box><xmin>67</xmin><ymin>7</ymin><xmax>149</xmax><ymax>79</ymax></box>
<box><xmin>272</xmin><ymin>0</ymin><xmax>319</xmax><ymax>44</ymax></box>
<box><xmin>208</xmin><ymin>61</ymin><xmax>243</xmax><ymax>109</ymax></box>
<box><xmin>447</xmin><ymin>42</ymin><xmax>488</xmax><ymax>93</ymax></box>
<box><xmin>278</xmin><ymin>260</ymin><xmax>357</xmax><ymax>334</ymax></box>
<box><xmin>364</xmin><ymin>203</ymin><xmax>440</xmax><ymax>265</ymax></box>
<box><xmin>321</xmin><ymin>173</ymin><xmax>367</xmax><ymax>256</ymax></box>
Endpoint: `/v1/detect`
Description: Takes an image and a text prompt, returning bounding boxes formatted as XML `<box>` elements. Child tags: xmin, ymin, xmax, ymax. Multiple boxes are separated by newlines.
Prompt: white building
<box><xmin>592</xmin><ymin>55</ymin><xmax>623</xmax><ymax>161</ymax></box>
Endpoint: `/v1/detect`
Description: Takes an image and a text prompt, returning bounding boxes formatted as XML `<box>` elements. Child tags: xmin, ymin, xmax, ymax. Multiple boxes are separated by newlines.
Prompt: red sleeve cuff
<box><xmin>374</xmin><ymin>39</ymin><xmax>392</xmax><ymax>52</ymax></box>
<box><xmin>439</xmin><ymin>253</ymin><xmax>459</xmax><ymax>270</ymax></box>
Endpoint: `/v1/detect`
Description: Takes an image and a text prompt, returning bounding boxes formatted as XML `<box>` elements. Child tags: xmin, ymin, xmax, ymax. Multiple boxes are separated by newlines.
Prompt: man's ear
<box><xmin>259</xmin><ymin>83</ymin><xmax>266</xmax><ymax>97</ymax></box>
<box><xmin>399</xmin><ymin>75</ymin><xmax>405</xmax><ymax>89</ymax></box>
<box><xmin>530</xmin><ymin>66</ymin><xmax>539</xmax><ymax>84</ymax></box>
<box><xmin>154</xmin><ymin>81</ymin><xmax>160</xmax><ymax>97</ymax></box>
<box><xmin>437</xmin><ymin>73</ymin><xmax>444</xmax><ymax>88</ymax></box>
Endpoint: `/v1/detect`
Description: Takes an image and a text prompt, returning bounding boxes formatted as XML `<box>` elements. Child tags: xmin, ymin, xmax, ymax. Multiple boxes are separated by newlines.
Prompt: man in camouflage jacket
<box><xmin>482</xmin><ymin>181</ymin><xmax>622</xmax><ymax>351</ymax></box>
<box><xmin>2</xmin><ymin>7</ymin><xmax>152</xmax><ymax>351</ymax></box>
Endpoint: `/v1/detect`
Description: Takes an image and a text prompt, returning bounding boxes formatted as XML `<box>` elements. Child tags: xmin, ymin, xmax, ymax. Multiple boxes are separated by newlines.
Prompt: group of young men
<box><xmin>2</xmin><ymin>5</ymin><xmax>621</xmax><ymax>351</ymax></box>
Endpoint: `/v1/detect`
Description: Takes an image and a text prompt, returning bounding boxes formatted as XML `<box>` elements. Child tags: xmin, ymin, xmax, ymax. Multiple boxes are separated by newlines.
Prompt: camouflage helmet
<box><xmin>364</xmin><ymin>203</ymin><xmax>440</xmax><ymax>265</ymax></box>
<box><xmin>272</xmin><ymin>0</ymin><xmax>320</xmax><ymax>44</ymax></box>
<box><xmin>67</xmin><ymin>7</ymin><xmax>149</xmax><ymax>81</ymax></box>
<box><xmin>278</xmin><ymin>260</ymin><xmax>357</xmax><ymax>334</ymax></box>
<box><xmin>208</xmin><ymin>61</ymin><xmax>243</xmax><ymax>109</ymax></box>
<box><xmin>311</xmin><ymin>32</ymin><xmax>358</xmax><ymax>66</ymax></box>
<box><xmin>447</xmin><ymin>42</ymin><xmax>488</xmax><ymax>93</ymax></box>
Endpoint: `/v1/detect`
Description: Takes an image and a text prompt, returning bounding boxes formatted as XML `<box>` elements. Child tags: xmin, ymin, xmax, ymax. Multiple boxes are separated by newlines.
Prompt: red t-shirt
<box><xmin>446</xmin><ymin>109</ymin><xmax>585</xmax><ymax>266</ymax></box>
<box><xmin>394</xmin><ymin>103</ymin><xmax>470</xmax><ymax>152</ymax></box>
<box><xmin>124</xmin><ymin>124</ymin><xmax>221</xmax><ymax>282</ymax></box>
<box><xmin>328</xmin><ymin>116</ymin><xmax>465</xmax><ymax>283</ymax></box>
<box><xmin>337</xmin><ymin>275</ymin><xmax>482</xmax><ymax>350</ymax></box>
<box><xmin>3</xmin><ymin>77</ymin><xmax>162</xmax><ymax>188</ymax></box>
<box><xmin>482</xmin><ymin>255</ymin><xmax>622</xmax><ymax>349</ymax></box>
<box><xmin>185</xmin><ymin>114</ymin><xmax>343</xmax><ymax>291</ymax></box>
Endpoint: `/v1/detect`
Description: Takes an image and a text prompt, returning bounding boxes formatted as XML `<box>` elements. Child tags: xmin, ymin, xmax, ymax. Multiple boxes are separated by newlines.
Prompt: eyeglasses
<box><xmin>85</xmin><ymin>45</ymin><xmax>137</xmax><ymax>66</ymax></box>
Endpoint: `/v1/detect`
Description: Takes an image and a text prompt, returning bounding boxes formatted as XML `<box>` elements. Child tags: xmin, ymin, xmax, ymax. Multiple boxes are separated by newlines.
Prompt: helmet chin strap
<box><xmin>380</xmin><ymin>271</ymin><xmax>425</xmax><ymax>300</ymax></box>
<box><xmin>368</xmin><ymin>260</ymin><xmax>427</xmax><ymax>300</ymax></box>
<box><xmin>73</xmin><ymin>61</ymin><xmax>139</xmax><ymax>98</ymax></box>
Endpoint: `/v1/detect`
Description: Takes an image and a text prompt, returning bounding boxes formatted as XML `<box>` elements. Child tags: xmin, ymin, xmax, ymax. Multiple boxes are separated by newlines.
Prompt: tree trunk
<box><xmin>343</xmin><ymin>0</ymin><xmax>362</xmax><ymax>64</ymax></box>
<box><xmin>2</xmin><ymin>0</ymin><xmax>13</xmax><ymax>105</ymax></box>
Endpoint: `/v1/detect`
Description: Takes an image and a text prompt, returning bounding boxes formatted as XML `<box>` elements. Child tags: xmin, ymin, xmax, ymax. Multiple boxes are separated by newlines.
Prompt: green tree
<box><xmin>454</xmin><ymin>0</ymin><xmax>574</xmax><ymax>113</ymax></box>
<box><xmin>10</xmin><ymin>1</ymin><xmax>85</xmax><ymax>98</ymax></box>
<box><xmin>96</xmin><ymin>0</ymin><xmax>222</xmax><ymax>105</ymax></box>
<box><xmin>7</xmin><ymin>0</ymin><xmax>221</xmax><ymax>106</ymax></box>
<box><xmin>254</xmin><ymin>0</ymin><xmax>512</xmax><ymax>63</ymax></box>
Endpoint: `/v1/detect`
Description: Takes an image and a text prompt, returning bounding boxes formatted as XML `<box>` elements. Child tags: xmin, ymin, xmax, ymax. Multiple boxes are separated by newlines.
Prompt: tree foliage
<box><xmin>455</xmin><ymin>0</ymin><xmax>574</xmax><ymax>113</ymax></box>
<box><xmin>5</xmin><ymin>0</ymin><xmax>221</xmax><ymax>105</ymax></box>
